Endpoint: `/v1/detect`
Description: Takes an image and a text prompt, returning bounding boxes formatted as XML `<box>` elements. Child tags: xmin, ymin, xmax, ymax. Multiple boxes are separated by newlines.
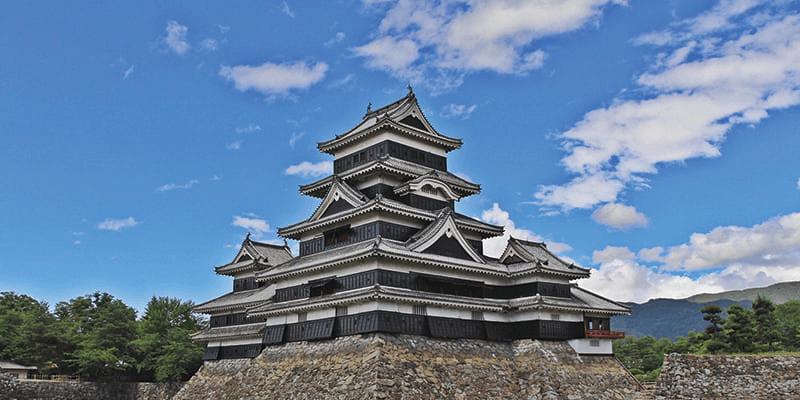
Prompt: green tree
<box><xmin>752</xmin><ymin>295</ymin><xmax>780</xmax><ymax>352</ymax></box>
<box><xmin>0</xmin><ymin>292</ymin><xmax>67</xmax><ymax>370</ymax></box>
<box><xmin>725</xmin><ymin>304</ymin><xmax>756</xmax><ymax>353</ymax></box>
<box><xmin>133</xmin><ymin>297</ymin><xmax>206</xmax><ymax>382</ymax></box>
<box><xmin>775</xmin><ymin>300</ymin><xmax>800</xmax><ymax>350</ymax></box>
<box><xmin>613</xmin><ymin>335</ymin><xmax>671</xmax><ymax>380</ymax></box>
<box><xmin>700</xmin><ymin>304</ymin><xmax>727</xmax><ymax>354</ymax></box>
<box><xmin>55</xmin><ymin>292</ymin><xmax>138</xmax><ymax>380</ymax></box>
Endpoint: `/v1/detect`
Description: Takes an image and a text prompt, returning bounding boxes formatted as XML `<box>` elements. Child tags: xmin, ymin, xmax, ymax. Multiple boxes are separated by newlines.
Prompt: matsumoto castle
<box><xmin>191</xmin><ymin>88</ymin><xmax>630</xmax><ymax>360</ymax></box>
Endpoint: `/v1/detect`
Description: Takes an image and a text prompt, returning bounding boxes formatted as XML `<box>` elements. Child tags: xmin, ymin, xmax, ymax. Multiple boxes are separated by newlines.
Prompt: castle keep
<box><xmin>191</xmin><ymin>88</ymin><xmax>630</xmax><ymax>360</ymax></box>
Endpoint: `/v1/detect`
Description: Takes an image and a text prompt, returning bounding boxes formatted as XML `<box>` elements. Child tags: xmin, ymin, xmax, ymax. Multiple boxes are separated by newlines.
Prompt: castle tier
<box><xmin>192</xmin><ymin>88</ymin><xmax>630</xmax><ymax>361</ymax></box>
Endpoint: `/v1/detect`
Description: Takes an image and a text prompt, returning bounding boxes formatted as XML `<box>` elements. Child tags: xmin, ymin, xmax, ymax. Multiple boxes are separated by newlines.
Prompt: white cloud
<box><xmin>281</xmin><ymin>1</ymin><xmax>295</xmax><ymax>18</ymax></box>
<box><xmin>232</xmin><ymin>216</ymin><xmax>271</xmax><ymax>238</ymax></box>
<box><xmin>165</xmin><ymin>21</ymin><xmax>190</xmax><ymax>55</ymax></box>
<box><xmin>73</xmin><ymin>240</ymin><xmax>81</xmax><ymax>245</ymax></box>
<box><xmin>480</xmin><ymin>203</ymin><xmax>572</xmax><ymax>258</ymax></box>
<box><xmin>536</xmin><ymin>11</ymin><xmax>800</xmax><ymax>212</ymax></box>
<box><xmin>211</xmin><ymin>175</ymin><xmax>221</xmax><ymax>181</ymax></box>
<box><xmin>797</xmin><ymin>177</ymin><xmax>800</xmax><ymax>190</ymax></box>
<box><xmin>591</xmin><ymin>203</ymin><xmax>648</xmax><ymax>230</ymax></box>
<box><xmin>236</xmin><ymin>124</ymin><xmax>261</xmax><ymax>134</ymax></box>
<box><xmin>354</xmin><ymin>0</ymin><xmax>623</xmax><ymax>90</ymax></box>
<box><xmin>219</xmin><ymin>61</ymin><xmax>328</xmax><ymax>97</ymax></box>
<box><xmin>661</xmin><ymin>212</ymin><xmax>800</xmax><ymax>271</ymax></box>
<box><xmin>98</xmin><ymin>217</ymin><xmax>139</xmax><ymax>231</ymax></box>
<box><xmin>217</xmin><ymin>24</ymin><xmax>230</xmax><ymax>34</ymax></box>
<box><xmin>226</xmin><ymin>141</ymin><xmax>242</xmax><ymax>150</ymax></box>
<box><xmin>285</xmin><ymin>161</ymin><xmax>333</xmax><ymax>178</ymax></box>
<box><xmin>123</xmin><ymin>65</ymin><xmax>134</xmax><ymax>79</ymax></box>
<box><xmin>582</xmin><ymin>212</ymin><xmax>800</xmax><ymax>303</ymax></box>
<box><xmin>156</xmin><ymin>179</ymin><xmax>199</xmax><ymax>192</ymax></box>
<box><xmin>441</xmin><ymin>104</ymin><xmax>477</xmax><ymax>119</ymax></box>
<box><xmin>325</xmin><ymin>32</ymin><xmax>346</xmax><ymax>47</ymax></box>
<box><xmin>200</xmin><ymin>38</ymin><xmax>219</xmax><ymax>51</ymax></box>
<box><xmin>328</xmin><ymin>74</ymin><xmax>356</xmax><ymax>89</ymax></box>
<box><xmin>289</xmin><ymin>131</ymin><xmax>306</xmax><ymax>148</ymax></box>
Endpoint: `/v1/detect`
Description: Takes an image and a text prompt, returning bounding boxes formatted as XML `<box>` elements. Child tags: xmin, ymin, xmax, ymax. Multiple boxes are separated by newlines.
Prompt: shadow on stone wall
<box><xmin>0</xmin><ymin>373</ymin><xmax>184</xmax><ymax>400</ymax></box>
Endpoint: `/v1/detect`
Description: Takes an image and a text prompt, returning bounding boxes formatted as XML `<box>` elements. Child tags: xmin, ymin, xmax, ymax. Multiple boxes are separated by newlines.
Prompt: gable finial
<box><xmin>407</xmin><ymin>84</ymin><xmax>413</xmax><ymax>94</ymax></box>
<box><xmin>245</xmin><ymin>232</ymin><xmax>251</xmax><ymax>241</ymax></box>
<box><xmin>283</xmin><ymin>238</ymin><xmax>288</xmax><ymax>247</ymax></box>
<box><xmin>366</xmin><ymin>102</ymin><xmax>372</xmax><ymax>113</ymax></box>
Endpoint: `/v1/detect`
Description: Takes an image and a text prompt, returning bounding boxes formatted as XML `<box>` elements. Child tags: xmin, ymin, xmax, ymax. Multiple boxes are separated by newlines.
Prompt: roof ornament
<box><xmin>366</xmin><ymin>102</ymin><xmax>372</xmax><ymax>113</ymax></box>
<box><xmin>245</xmin><ymin>232</ymin><xmax>251</xmax><ymax>241</ymax></box>
<box><xmin>283</xmin><ymin>238</ymin><xmax>288</xmax><ymax>247</ymax></box>
<box><xmin>407</xmin><ymin>84</ymin><xmax>413</xmax><ymax>94</ymax></box>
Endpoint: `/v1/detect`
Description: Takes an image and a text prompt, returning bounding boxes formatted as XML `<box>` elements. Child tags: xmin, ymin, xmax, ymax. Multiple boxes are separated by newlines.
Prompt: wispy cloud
<box><xmin>285</xmin><ymin>161</ymin><xmax>332</xmax><ymax>178</ymax></box>
<box><xmin>200</xmin><ymin>38</ymin><xmax>219</xmax><ymax>51</ymax></box>
<box><xmin>217</xmin><ymin>24</ymin><xmax>230</xmax><ymax>34</ymax></box>
<box><xmin>236</xmin><ymin>124</ymin><xmax>261</xmax><ymax>134</ymax></box>
<box><xmin>289</xmin><ymin>131</ymin><xmax>306</xmax><ymax>148</ymax></box>
<box><xmin>536</xmin><ymin>6</ymin><xmax>800</xmax><ymax>217</ymax></box>
<box><xmin>165</xmin><ymin>21</ymin><xmax>190</xmax><ymax>55</ymax></box>
<box><xmin>232</xmin><ymin>215</ymin><xmax>271</xmax><ymax>238</ymax></box>
<box><xmin>325</xmin><ymin>32</ymin><xmax>346</xmax><ymax>47</ymax></box>
<box><xmin>211</xmin><ymin>175</ymin><xmax>222</xmax><ymax>181</ymax></box>
<box><xmin>281</xmin><ymin>1</ymin><xmax>295</xmax><ymax>18</ymax></box>
<box><xmin>226</xmin><ymin>141</ymin><xmax>242</xmax><ymax>150</ymax></box>
<box><xmin>98</xmin><ymin>217</ymin><xmax>139</xmax><ymax>231</ymax></box>
<box><xmin>441</xmin><ymin>103</ymin><xmax>477</xmax><ymax>119</ymax></box>
<box><xmin>219</xmin><ymin>61</ymin><xmax>328</xmax><ymax>98</ymax></box>
<box><xmin>354</xmin><ymin>0</ymin><xmax>625</xmax><ymax>91</ymax></box>
<box><xmin>156</xmin><ymin>179</ymin><xmax>199</xmax><ymax>192</ymax></box>
<box><xmin>123</xmin><ymin>65</ymin><xmax>134</xmax><ymax>79</ymax></box>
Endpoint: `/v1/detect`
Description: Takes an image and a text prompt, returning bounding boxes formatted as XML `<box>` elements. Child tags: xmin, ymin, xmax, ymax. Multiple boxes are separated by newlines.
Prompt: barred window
<box><xmin>297</xmin><ymin>312</ymin><xmax>307</xmax><ymax>322</ymax></box>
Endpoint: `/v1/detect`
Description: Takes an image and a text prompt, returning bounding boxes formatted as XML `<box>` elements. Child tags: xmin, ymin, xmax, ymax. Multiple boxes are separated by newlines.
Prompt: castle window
<box><xmin>590</xmin><ymin>339</ymin><xmax>600</xmax><ymax>347</ymax></box>
<box><xmin>324</xmin><ymin>225</ymin><xmax>352</xmax><ymax>247</ymax></box>
<box><xmin>471</xmin><ymin>311</ymin><xmax>484</xmax><ymax>321</ymax></box>
<box><xmin>551</xmin><ymin>313</ymin><xmax>560</xmax><ymax>321</ymax></box>
<box><xmin>413</xmin><ymin>305</ymin><xmax>427</xmax><ymax>316</ymax></box>
<box><xmin>297</xmin><ymin>312</ymin><xmax>307</xmax><ymax>322</ymax></box>
<box><xmin>336</xmin><ymin>306</ymin><xmax>348</xmax><ymax>317</ymax></box>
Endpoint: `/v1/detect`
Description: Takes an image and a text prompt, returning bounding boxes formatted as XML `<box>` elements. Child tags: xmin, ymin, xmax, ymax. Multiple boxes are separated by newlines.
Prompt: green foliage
<box><xmin>776</xmin><ymin>300</ymin><xmax>800</xmax><ymax>350</ymax></box>
<box><xmin>55</xmin><ymin>292</ymin><xmax>138</xmax><ymax>381</ymax></box>
<box><xmin>0</xmin><ymin>292</ymin><xmax>68</xmax><ymax>370</ymax></box>
<box><xmin>753</xmin><ymin>295</ymin><xmax>780</xmax><ymax>352</ymax></box>
<box><xmin>133</xmin><ymin>297</ymin><xmax>206</xmax><ymax>382</ymax></box>
<box><xmin>724</xmin><ymin>304</ymin><xmax>756</xmax><ymax>353</ymax></box>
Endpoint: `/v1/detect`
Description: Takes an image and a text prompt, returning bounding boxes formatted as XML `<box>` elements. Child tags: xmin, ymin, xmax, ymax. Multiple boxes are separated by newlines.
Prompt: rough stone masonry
<box><xmin>172</xmin><ymin>333</ymin><xmax>645</xmax><ymax>400</ymax></box>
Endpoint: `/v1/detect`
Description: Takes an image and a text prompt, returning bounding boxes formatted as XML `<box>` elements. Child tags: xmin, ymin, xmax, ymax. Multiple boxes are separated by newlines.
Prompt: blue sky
<box><xmin>3</xmin><ymin>0</ymin><xmax>800</xmax><ymax>314</ymax></box>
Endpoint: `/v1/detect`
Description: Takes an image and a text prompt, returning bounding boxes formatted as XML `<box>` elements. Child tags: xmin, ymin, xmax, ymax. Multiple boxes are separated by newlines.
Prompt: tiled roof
<box><xmin>317</xmin><ymin>91</ymin><xmax>462</xmax><ymax>154</ymax></box>
<box><xmin>299</xmin><ymin>156</ymin><xmax>481</xmax><ymax>198</ymax></box>
<box><xmin>501</xmin><ymin>238</ymin><xmax>591</xmax><ymax>279</ymax></box>
<box><xmin>193</xmin><ymin>286</ymin><xmax>276</xmax><ymax>314</ymax></box>
<box><xmin>248</xmin><ymin>283</ymin><xmax>630</xmax><ymax>318</ymax></box>
<box><xmin>214</xmin><ymin>238</ymin><xmax>293</xmax><ymax>276</ymax></box>
<box><xmin>510</xmin><ymin>287</ymin><xmax>630</xmax><ymax>316</ymax></box>
<box><xmin>277</xmin><ymin>194</ymin><xmax>502</xmax><ymax>240</ymax></box>
<box><xmin>190</xmin><ymin>322</ymin><xmax>266</xmax><ymax>342</ymax></box>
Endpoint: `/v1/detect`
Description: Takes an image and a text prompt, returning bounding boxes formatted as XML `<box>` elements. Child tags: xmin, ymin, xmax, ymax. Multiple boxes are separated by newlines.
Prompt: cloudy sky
<box><xmin>3</xmin><ymin>0</ymin><xmax>800</xmax><ymax>313</ymax></box>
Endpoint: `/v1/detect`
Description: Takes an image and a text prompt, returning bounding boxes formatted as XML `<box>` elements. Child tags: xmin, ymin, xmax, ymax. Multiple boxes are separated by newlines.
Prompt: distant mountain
<box><xmin>610</xmin><ymin>299</ymin><xmax>750</xmax><ymax>340</ymax></box>
<box><xmin>610</xmin><ymin>281</ymin><xmax>800</xmax><ymax>340</ymax></box>
<box><xmin>684</xmin><ymin>281</ymin><xmax>800</xmax><ymax>304</ymax></box>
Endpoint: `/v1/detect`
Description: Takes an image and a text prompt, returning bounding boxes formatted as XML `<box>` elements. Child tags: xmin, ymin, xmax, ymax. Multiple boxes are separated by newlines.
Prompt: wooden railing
<box><xmin>22</xmin><ymin>374</ymin><xmax>81</xmax><ymax>382</ymax></box>
<box><xmin>585</xmin><ymin>329</ymin><xmax>626</xmax><ymax>339</ymax></box>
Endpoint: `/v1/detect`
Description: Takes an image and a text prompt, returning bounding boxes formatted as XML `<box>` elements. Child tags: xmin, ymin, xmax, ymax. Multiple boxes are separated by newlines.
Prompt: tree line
<box><xmin>0</xmin><ymin>291</ymin><xmax>206</xmax><ymax>382</ymax></box>
<box><xmin>614</xmin><ymin>296</ymin><xmax>800</xmax><ymax>381</ymax></box>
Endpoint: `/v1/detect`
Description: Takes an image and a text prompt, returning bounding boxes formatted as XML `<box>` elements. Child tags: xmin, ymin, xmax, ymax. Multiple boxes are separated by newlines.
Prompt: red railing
<box><xmin>586</xmin><ymin>329</ymin><xmax>625</xmax><ymax>339</ymax></box>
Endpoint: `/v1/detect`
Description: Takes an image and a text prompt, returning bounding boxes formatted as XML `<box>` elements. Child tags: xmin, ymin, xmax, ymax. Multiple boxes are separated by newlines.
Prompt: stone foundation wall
<box><xmin>0</xmin><ymin>373</ymin><xmax>184</xmax><ymax>400</ymax></box>
<box><xmin>173</xmin><ymin>333</ymin><xmax>644</xmax><ymax>400</ymax></box>
<box><xmin>655</xmin><ymin>353</ymin><xmax>800</xmax><ymax>399</ymax></box>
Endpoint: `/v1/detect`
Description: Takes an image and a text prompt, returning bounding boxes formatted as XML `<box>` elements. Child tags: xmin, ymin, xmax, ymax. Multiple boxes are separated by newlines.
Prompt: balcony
<box><xmin>585</xmin><ymin>329</ymin><xmax>625</xmax><ymax>339</ymax></box>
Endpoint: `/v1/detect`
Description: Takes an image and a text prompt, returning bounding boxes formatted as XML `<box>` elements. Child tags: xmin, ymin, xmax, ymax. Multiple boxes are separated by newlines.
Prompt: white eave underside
<box><xmin>255</xmin><ymin>237</ymin><xmax>589</xmax><ymax>282</ymax></box>
<box><xmin>248</xmin><ymin>284</ymin><xmax>630</xmax><ymax>318</ymax></box>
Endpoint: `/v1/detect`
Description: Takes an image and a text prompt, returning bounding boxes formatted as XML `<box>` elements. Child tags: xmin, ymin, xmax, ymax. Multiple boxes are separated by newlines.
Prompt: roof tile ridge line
<box><xmin>572</xmin><ymin>285</ymin><xmax>633</xmax><ymax>311</ymax></box>
<box><xmin>307</xmin><ymin>176</ymin><xmax>368</xmax><ymax>221</ymax></box>
<box><xmin>362</xmin><ymin>90</ymin><xmax>413</xmax><ymax>121</ymax></box>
